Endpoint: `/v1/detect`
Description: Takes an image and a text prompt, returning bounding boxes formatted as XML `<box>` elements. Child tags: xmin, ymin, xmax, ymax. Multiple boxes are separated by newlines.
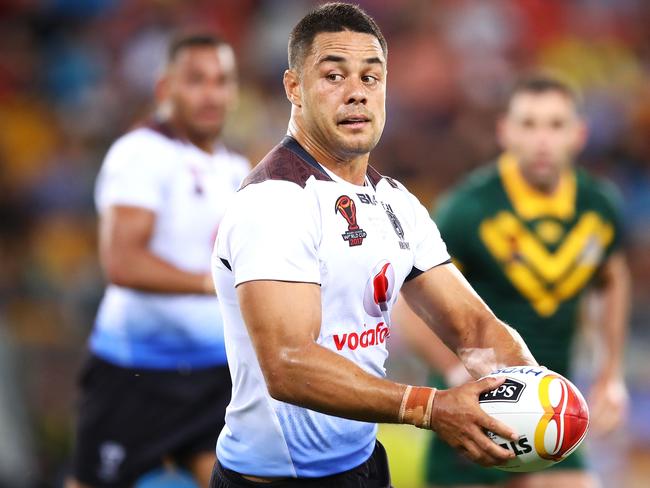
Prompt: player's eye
<box><xmin>361</xmin><ymin>75</ymin><xmax>379</xmax><ymax>85</ymax></box>
<box><xmin>326</xmin><ymin>73</ymin><xmax>344</xmax><ymax>82</ymax></box>
<box><xmin>185</xmin><ymin>73</ymin><xmax>204</xmax><ymax>85</ymax></box>
<box><xmin>521</xmin><ymin>119</ymin><xmax>535</xmax><ymax>129</ymax></box>
<box><xmin>550</xmin><ymin>119</ymin><xmax>566</xmax><ymax>130</ymax></box>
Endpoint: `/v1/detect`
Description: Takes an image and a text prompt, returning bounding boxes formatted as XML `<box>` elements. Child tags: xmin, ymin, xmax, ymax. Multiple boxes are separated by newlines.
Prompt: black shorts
<box><xmin>71</xmin><ymin>354</ymin><xmax>231</xmax><ymax>487</ymax></box>
<box><xmin>210</xmin><ymin>441</ymin><xmax>392</xmax><ymax>488</ymax></box>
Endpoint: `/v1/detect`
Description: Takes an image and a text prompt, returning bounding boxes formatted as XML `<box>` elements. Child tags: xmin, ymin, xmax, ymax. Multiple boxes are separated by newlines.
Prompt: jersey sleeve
<box><xmin>216</xmin><ymin>181</ymin><xmax>321</xmax><ymax>286</ymax></box>
<box><xmin>407</xmin><ymin>192</ymin><xmax>451</xmax><ymax>274</ymax></box>
<box><xmin>95</xmin><ymin>131</ymin><xmax>170</xmax><ymax>213</ymax></box>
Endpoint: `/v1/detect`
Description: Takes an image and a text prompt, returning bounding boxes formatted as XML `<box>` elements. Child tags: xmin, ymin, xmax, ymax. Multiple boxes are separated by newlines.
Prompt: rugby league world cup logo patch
<box><xmin>336</xmin><ymin>195</ymin><xmax>367</xmax><ymax>246</ymax></box>
<box><xmin>534</xmin><ymin>374</ymin><xmax>590</xmax><ymax>461</ymax></box>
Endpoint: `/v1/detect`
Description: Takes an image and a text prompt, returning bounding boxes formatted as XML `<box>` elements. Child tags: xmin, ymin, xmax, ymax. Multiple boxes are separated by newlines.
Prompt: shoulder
<box><xmin>457</xmin><ymin>163</ymin><xmax>501</xmax><ymax>197</ymax></box>
<box><xmin>218</xmin><ymin>179</ymin><xmax>321</xmax><ymax>258</ymax></box>
<box><xmin>228</xmin><ymin>176</ymin><xmax>318</xmax><ymax>224</ymax></box>
<box><xmin>103</xmin><ymin>126</ymin><xmax>178</xmax><ymax>170</ymax></box>
<box><xmin>109</xmin><ymin>126</ymin><xmax>177</xmax><ymax>155</ymax></box>
<box><xmin>241</xmin><ymin>139</ymin><xmax>332</xmax><ymax>190</ymax></box>
<box><xmin>575</xmin><ymin>168</ymin><xmax>623</xmax><ymax>214</ymax></box>
<box><xmin>435</xmin><ymin>163</ymin><xmax>499</xmax><ymax>218</ymax></box>
<box><xmin>219</xmin><ymin>146</ymin><xmax>251</xmax><ymax>172</ymax></box>
<box><xmin>365</xmin><ymin>169</ymin><xmax>427</xmax><ymax>222</ymax></box>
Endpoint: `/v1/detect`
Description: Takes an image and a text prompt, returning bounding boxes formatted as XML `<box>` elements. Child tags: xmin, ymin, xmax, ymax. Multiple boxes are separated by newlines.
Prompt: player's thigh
<box><xmin>186</xmin><ymin>451</ymin><xmax>217</xmax><ymax>488</ymax></box>
<box><xmin>70</xmin><ymin>357</ymin><xmax>171</xmax><ymax>485</ymax></box>
<box><xmin>505</xmin><ymin>470</ymin><xmax>599</xmax><ymax>488</ymax></box>
<box><xmin>71</xmin><ymin>356</ymin><xmax>230</xmax><ymax>486</ymax></box>
<box><xmin>171</xmin><ymin>364</ymin><xmax>231</xmax><ymax>485</ymax></box>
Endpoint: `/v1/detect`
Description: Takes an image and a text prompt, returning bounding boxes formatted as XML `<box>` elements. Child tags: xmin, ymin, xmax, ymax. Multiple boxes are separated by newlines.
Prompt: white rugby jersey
<box><xmin>212</xmin><ymin>136</ymin><xmax>450</xmax><ymax>477</ymax></box>
<box><xmin>91</xmin><ymin>121</ymin><xmax>250</xmax><ymax>369</ymax></box>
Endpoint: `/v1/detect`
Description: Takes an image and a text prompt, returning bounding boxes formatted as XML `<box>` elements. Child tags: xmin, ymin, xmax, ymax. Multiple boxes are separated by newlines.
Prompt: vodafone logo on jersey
<box><xmin>332</xmin><ymin>261</ymin><xmax>395</xmax><ymax>352</ymax></box>
<box><xmin>333</xmin><ymin>322</ymin><xmax>390</xmax><ymax>351</ymax></box>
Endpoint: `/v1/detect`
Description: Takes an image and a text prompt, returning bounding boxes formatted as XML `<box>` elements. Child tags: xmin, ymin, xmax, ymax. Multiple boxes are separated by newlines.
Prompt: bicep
<box><xmin>237</xmin><ymin>280</ymin><xmax>322</xmax><ymax>372</ymax></box>
<box><xmin>400</xmin><ymin>262</ymin><xmax>493</xmax><ymax>347</ymax></box>
<box><xmin>99</xmin><ymin>205</ymin><xmax>156</xmax><ymax>266</ymax></box>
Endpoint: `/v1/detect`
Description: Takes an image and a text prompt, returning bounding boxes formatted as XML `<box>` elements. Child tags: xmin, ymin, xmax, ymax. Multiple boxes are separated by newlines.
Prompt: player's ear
<box><xmin>283</xmin><ymin>69</ymin><xmax>302</xmax><ymax>107</ymax></box>
<box><xmin>154</xmin><ymin>74</ymin><xmax>170</xmax><ymax>105</ymax></box>
<box><xmin>574</xmin><ymin>118</ymin><xmax>589</xmax><ymax>152</ymax></box>
<box><xmin>496</xmin><ymin>114</ymin><xmax>509</xmax><ymax>149</ymax></box>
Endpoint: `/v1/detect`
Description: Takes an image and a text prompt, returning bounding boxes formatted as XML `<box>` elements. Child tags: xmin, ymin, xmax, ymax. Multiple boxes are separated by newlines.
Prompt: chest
<box><xmin>158</xmin><ymin>151</ymin><xmax>241</xmax><ymax>240</ymax></box>
<box><xmin>314</xmin><ymin>184</ymin><xmax>416</xmax><ymax>304</ymax></box>
<box><xmin>477</xmin><ymin>208</ymin><xmax>613</xmax><ymax>274</ymax></box>
<box><xmin>472</xmin><ymin>204</ymin><xmax>614</xmax><ymax>317</ymax></box>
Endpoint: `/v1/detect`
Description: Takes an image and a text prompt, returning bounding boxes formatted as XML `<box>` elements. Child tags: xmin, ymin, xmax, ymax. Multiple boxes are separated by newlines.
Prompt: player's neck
<box><xmin>288</xmin><ymin>123</ymin><xmax>369</xmax><ymax>186</ymax></box>
<box><xmin>167</xmin><ymin>115</ymin><xmax>221</xmax><ymax>155</ymax></box>
<box><xmin>186</xmin><ymin>133</ymin><xmax>220</xmax><ymax>155</ymax></box>
<box><xmin>518</xmin><ymin>165</ymin><xmax>561</xmax><ymax>195</ymax></box>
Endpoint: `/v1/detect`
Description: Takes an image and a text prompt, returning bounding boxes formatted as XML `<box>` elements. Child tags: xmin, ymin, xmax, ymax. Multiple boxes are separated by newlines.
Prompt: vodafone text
<box><xmin>333</xmin><ymin>322</ymin><xmax>390</xmax><ymax>351</ymax></box>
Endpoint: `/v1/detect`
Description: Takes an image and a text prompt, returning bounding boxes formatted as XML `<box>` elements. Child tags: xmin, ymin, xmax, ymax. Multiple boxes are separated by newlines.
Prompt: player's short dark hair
<box><xmin>167</xmin><ymin>33</ymin><xmax>228</xmax><ymax>63</ymax></box>
<box><xmin>509</xmin><ymin>72</ymin><xmax>582</xmax><ymax>108</ymax></box>
<box><xmin>288</xmin><ymin>2</ymin><xmax>387</xmax><ymax>71</ymax></box>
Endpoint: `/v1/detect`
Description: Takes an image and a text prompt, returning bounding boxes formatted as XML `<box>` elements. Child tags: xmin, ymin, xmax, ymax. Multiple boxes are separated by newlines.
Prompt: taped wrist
<box><xmin>398</xmin><ymin>386</ymin><xmax>437</xmax><ymax>429</ymax></box>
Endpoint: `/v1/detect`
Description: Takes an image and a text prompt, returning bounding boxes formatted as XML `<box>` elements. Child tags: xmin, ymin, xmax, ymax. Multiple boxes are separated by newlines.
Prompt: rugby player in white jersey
<box><xmin>67</xmin><ymin>34</ymin><xmax>249</xmax><ymax>488</ymax></box>
<box><xmin>211</xmin><ymin>3</ymin><xmax>538</xmax><ymax>488</ymax></box>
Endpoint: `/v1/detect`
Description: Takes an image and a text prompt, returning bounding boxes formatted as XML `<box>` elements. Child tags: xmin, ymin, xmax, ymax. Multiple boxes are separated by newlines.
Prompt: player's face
<box><xmin>164</xmin><ymin>45</ymin><xmax>237</xmax><ymax>140</ymax></box>
<box><xmin>297</xmin><ymin>31</ymin><xmax>386</xmax><ymax>159</ymax></box>
<box><xmin>499</xmin><ymin>91</ymin><xmax>586</xmax><ymax>189</ymax></box>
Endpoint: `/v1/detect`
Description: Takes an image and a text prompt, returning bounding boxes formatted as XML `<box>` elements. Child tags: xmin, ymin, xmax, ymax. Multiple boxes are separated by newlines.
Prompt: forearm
<box><xmin>239</xmin><ymin>280</ymin><xmax>433</xmax><ymax>427</ymax></box>
<box><xmin>99</xmin><ymin>206</ymin><xmax>213</xmax><ymax>295</ymax></box>
<box><xmin>264</xmin><ymin>342</ymin><xmax>409</xmax><ymax>423</ymax></box>
<box><xmin>402</xmin><ymin>264</ymin><xmax>536</xmax><ymax>377</ymax></box>
<box><xmin>458</xmin><ymin>316</ymin><xmax>536</xmax><ymax>377</ymax></box>
<box><xmin>103</xmin><ymin>249</ymin><xmax>212</xmax><ymax>294</ymax></box>
<box><xmin>598</xmin><ymin>254</ymin><xmax>630</xmax><ymax>377</ymax></box>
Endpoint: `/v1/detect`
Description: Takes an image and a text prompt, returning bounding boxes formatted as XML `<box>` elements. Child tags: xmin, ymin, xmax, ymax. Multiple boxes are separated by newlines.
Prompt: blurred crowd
<box><xmin>1</xmin><ymin>0</ymin><xmax>649</xmax><ymax>486</ymax></box>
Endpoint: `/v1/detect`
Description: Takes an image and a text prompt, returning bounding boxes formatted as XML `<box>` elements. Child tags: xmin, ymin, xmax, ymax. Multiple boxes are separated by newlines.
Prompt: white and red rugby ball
<box><xmin>479</xmin><ymin>366</ymin><xmax>590</xmax><ymax>472</ymax></box>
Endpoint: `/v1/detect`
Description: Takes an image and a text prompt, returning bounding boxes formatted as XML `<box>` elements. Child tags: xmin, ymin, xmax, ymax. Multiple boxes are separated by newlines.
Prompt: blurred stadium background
<box><xmin>1</xmin><ymin>0</ymin><xmax>649</xmax><ymax>487</ymax></box>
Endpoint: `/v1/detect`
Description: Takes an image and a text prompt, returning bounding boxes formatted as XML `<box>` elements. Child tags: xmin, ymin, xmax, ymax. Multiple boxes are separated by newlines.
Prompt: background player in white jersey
<box><xmin>67</xmin><ymin>34</ymin><xmax>249</xmax><ymax>488</ymax></box>
<box><xmin>210</xmin><ymin>4</ymin><xmax>538</xmax><ymax>488</ymax></box>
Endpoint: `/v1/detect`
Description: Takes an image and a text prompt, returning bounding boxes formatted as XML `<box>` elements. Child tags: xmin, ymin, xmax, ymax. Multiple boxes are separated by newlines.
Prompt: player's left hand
<box><xmin>588</xmin><ymin>374</ymin><xmax>628</xmax><ymax>435</ymax></box>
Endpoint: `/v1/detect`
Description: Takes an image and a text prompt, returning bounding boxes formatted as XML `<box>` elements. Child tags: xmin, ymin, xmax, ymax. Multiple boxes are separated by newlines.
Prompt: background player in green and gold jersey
<box><xmin>394</xmin><ymin>74</ymin><xmax>630</xmax><ymax>488</ymax></box>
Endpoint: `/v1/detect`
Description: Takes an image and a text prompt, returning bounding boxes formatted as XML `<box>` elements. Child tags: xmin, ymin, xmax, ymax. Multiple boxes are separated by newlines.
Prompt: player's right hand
<box><xmin>429</xmin><ymin>376</ymin><xmax>518</xmax><ymax>467</ymax></box>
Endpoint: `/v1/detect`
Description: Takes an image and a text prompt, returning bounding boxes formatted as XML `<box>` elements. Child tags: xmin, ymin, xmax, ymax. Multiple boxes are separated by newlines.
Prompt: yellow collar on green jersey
<box><xmin>498</xmin><ymin>153</ymin><xmax>576</xmax><ymax>220</ymax></box>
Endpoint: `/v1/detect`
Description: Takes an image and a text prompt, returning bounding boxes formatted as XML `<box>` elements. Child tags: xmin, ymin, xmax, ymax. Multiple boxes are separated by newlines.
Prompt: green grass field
<box><xmin>378</xmin><ymin>423</ymin><xmax>430</xmax><ymax>488</ymax></box>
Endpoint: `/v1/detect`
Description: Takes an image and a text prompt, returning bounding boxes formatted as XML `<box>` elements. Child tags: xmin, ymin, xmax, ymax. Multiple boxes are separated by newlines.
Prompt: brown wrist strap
<box><xmin>398</xmin><ymin>386</ymin><xmax>437</xmax><ymax>429</ymax></box>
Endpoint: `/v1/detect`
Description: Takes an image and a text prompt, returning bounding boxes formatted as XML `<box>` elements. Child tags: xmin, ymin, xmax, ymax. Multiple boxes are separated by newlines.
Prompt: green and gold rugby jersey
<box><xmin>433</xmin><ymin>153</ymin><xmax>623</xmax><ymax>375</ymax></box>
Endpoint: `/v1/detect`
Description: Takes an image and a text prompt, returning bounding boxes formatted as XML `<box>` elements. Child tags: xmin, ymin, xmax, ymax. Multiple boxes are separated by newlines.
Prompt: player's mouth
<box><xmin>195</xmin><ymin>107</ymin><xmax>224</xmax><ymax>121</ymax></box>
<box><xmin>337</xmin><ymin>115</ymin><xmax>371</xmax><ymax>129</ymax></box>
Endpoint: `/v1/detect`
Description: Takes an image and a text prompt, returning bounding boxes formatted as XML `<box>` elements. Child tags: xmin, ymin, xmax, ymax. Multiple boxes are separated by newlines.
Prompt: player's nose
<box><xmin>344</xmin><ymin>77</ymin><xmax>368</xmax><ymax>105</ymax></box>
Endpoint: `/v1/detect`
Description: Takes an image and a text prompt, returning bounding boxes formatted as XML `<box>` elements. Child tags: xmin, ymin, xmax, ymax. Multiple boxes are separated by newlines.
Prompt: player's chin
<box><xmin>336</xmin><ymin>130</ymin><xmax>379</xmax><ymax>155</ymax></box>
<box><xmin>190</xmin><ymin>120</ymin><xmax>224</xmax><ymax>139</ymax></box>
<box><xmin>530</xmin><ymin>170</ymin><xmax>558</xmax><ymax>188</ymax></box>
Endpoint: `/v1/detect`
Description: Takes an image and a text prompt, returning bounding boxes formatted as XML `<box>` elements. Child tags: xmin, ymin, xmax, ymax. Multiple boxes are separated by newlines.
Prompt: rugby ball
<box><xmin>479</xmin><ymin>366</ymin><xmax>589</xmax><ymax>472</ymax></box>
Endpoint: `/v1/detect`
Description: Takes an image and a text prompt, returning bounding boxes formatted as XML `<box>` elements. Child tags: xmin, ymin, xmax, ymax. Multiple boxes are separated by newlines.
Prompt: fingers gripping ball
<box><xmin>479</xmin><ymin>366</ymin><xmax>589</xmax><ymax>472</ymax></box>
